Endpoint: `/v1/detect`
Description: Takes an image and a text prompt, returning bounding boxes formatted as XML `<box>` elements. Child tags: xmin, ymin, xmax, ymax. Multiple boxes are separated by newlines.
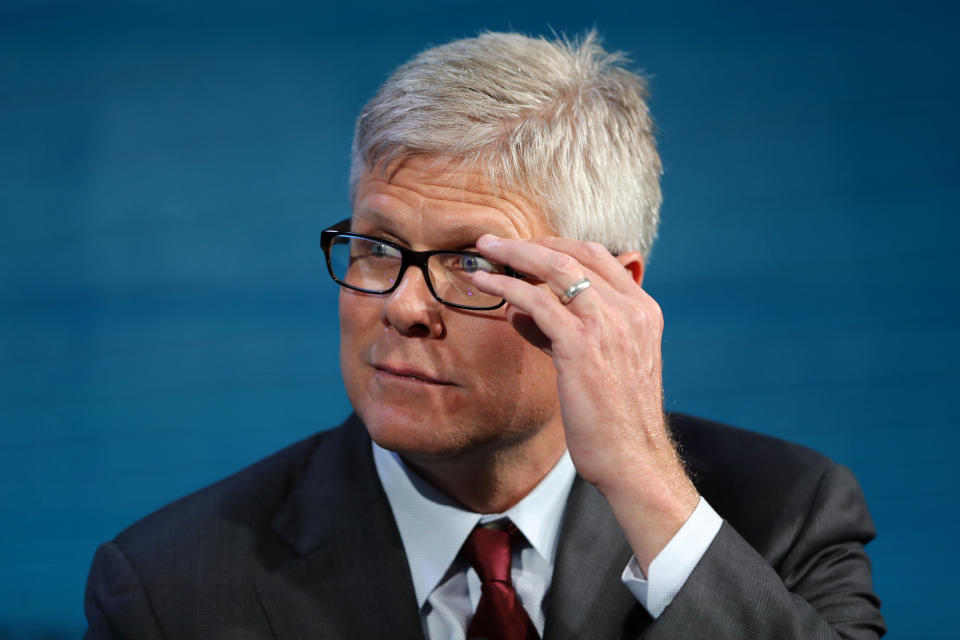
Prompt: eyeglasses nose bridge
<box><xmin>388</xmin><ymin>253</ymin><xmax>441</xmax><ymax>304</ymax></box>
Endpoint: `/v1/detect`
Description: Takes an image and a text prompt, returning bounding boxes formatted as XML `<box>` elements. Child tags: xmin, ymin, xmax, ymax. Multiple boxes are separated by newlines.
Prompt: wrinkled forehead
<box><xmin>350</xmin><ymin>155</ymin><xmax>556</xmax><ymax>245</ymax></box>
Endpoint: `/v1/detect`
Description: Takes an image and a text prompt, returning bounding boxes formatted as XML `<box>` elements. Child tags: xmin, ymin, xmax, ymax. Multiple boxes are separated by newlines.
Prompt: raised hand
<box><xmin>473</xmin><ymin>234</ymin><xmax>699</xmax><ymax>572</ymax></box>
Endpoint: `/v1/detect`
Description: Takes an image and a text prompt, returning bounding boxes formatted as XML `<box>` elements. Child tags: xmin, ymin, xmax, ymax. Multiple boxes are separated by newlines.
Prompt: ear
<box><xmin>616</xmin><ymin>251</ymin><xmax>645</xmax><ymax>286</ymax></box>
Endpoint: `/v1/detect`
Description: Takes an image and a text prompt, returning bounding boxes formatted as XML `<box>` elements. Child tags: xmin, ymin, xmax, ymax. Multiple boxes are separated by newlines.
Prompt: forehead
<box><xmin>351</xmin><ymin>156</ymin><xmax>554</xmax><ymax>245</ymax></box>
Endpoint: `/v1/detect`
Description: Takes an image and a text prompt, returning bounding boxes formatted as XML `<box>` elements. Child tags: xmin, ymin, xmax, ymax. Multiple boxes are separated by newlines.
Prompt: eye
<box><xmin>364</xmin><ymin>241</ymin><xmax>400</xmax><ymax>259</ymax></box>
<box><xmin>458</xmin><ymin>254</ymin><xmax>495</xmax><ymax>273</ymax></box>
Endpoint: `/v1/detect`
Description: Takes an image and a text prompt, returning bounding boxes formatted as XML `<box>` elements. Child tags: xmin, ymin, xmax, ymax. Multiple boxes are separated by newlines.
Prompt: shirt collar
<box><xmin>372</xmin><ymin>441</ymin><xmax>576</xmax><ymax>610</ymax></box>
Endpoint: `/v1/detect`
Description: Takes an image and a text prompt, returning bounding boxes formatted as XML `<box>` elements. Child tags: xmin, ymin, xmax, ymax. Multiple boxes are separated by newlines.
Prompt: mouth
<box><xmin>373</xmin><ymin>363</ymin><xmax>454</xmax><ymax>386</ymax></box>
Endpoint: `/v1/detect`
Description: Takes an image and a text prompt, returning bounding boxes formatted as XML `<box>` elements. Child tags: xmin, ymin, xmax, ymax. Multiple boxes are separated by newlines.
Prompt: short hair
<box><xmin>350</xmin><ymin>30</ymin><xmax>662</xmax><ymax>257</ymax></box>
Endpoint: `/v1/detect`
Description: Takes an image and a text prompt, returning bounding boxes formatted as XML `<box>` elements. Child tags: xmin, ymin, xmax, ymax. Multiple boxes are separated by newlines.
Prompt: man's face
<box><xmin>340</xmin><ymin>155</ymin><xmax>563</xmax><ymax>463</ymax></box>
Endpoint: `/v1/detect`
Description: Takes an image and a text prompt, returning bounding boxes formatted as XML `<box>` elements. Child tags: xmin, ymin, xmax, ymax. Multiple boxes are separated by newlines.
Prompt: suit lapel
<box><xmin>253</xmin><ymin>418</ymin><xmax>652</xmax><ymax>639</ymax></box>
<box><xmin>256</xmin><ymin>417</ymin><xmax>424</xmax><ymax>640</ymax></box>
<box><xmin>544</xmin><ymin>476</ymin><xmax>651</xmax><ymax>640</ymax></box>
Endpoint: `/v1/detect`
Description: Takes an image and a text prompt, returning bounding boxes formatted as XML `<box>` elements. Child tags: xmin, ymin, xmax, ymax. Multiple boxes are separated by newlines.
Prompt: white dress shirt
<box><xmin>372</xmin><ymin>442</ymin><xmax>723</xmax><ymax>639</ymax></box>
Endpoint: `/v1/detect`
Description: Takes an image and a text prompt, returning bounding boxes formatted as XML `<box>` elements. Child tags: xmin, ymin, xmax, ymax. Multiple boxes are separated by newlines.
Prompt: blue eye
<box><xmin>461</xmin><ymin>254</ymin><xmax>501</xmax><ymax>274</ymax></box>
<box><xmin>371</xmin><ymin>242</ymin><xmax>388</xmax><ymax>257</ymax></box>
<box><xmin>460</xmin><ymin>255</ymin><xmax>481</xmax><ymax>273</ymax></box>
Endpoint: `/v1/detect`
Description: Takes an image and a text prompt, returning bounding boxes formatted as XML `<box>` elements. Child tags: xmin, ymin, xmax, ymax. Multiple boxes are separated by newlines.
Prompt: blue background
<box><xmin>1</xmin><ymin>0</ymin><xmax>957</xmax><ymax>636</ymax></box>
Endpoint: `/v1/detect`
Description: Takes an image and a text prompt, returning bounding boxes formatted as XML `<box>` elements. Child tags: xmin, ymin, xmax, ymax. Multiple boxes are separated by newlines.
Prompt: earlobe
<box><xmin>616</xmin><ymin>251</ymin><xmax>645</xmax><ymax>286</ymax></box>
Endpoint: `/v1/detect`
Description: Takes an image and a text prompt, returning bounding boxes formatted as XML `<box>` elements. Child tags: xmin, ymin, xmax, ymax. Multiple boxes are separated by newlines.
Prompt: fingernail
<box><xmin>477</xmin><ymin>234</ymin><xmax>500</xmax><ymax>247</ymax></box>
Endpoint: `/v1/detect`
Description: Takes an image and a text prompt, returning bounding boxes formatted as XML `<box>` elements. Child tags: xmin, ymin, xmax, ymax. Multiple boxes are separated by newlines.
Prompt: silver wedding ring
<box><xmin>559</xmin><ymin>277</ymin><xmax>592</xmax><ymax>305</ymax></box>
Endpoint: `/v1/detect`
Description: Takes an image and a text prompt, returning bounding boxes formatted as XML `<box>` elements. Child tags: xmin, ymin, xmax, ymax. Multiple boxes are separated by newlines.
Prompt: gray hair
<box><xmin>350</xmin><ymin>31</ymin><xmax>662</xmax><ymax>257</ymax></box>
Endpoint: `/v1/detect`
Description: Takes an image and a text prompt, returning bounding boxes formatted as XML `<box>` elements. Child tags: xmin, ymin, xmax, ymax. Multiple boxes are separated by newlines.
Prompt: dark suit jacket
<box><xmin>84</xmin><ymin>413</ymin><xmax>885</xmax><ymax>639</ymax></box>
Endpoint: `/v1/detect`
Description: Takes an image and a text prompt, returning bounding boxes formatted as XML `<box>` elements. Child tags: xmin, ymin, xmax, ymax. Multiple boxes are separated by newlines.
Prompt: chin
<box><xmin>358</xmin><ymin>403</ymin><xmax>474</xmax><ymax>458</ymax></box>
<box><xmin>360</xmin><ymin>401</ymin><xmax>556</xmax><ymax>466</ymax></box>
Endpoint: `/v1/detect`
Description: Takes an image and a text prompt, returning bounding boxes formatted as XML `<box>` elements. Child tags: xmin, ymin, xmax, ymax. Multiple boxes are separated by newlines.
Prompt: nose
<box><xmin>381</xmin><ymin>264</ymin><xmax>444</xmax><ymax>338</ymax></box>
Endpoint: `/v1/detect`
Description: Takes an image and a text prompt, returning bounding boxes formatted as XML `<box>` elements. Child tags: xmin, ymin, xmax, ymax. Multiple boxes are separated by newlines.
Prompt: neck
<box><xmin>401</xmin><ymin>422</ymin><xmax>567</xmax><ymax>514</ymax></box>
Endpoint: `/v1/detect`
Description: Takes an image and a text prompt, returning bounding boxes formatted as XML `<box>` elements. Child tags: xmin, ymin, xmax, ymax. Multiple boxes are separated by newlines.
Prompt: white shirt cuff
<box><xmin>620</xmin><ymin>497</ymin><xmax>723</xmax><ymax>618</ymax></box>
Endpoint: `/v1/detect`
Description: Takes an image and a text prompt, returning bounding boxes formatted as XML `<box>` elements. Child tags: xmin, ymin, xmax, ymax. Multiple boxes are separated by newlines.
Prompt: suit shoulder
<box><xmin>667</xmin><ymin>412</ymin><xmax>832</xmax><ymax>482</ymax></box>
<box><xmin>112</xmin><ymin>416</ymin><xmax>361</xmax><ymax>561</ymax></box>
<box><xmin>666</xmin><ymin>412</ymin><xmax>845</xmax><ymax>556</ymax></box>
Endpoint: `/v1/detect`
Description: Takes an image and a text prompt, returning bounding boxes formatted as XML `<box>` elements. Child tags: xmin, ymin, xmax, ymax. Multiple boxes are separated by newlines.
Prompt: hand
<box><xmin>472</xmin><ymin>234</ymin><xmax>699</xmax><ymax>572</ymax></box>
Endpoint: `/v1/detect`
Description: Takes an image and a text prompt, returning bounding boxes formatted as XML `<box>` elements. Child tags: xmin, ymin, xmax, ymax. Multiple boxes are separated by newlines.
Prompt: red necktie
<box><xmin>462</xmin><ymin>522</ymin><xmax>541</xmax><ymax>640</ymax></box>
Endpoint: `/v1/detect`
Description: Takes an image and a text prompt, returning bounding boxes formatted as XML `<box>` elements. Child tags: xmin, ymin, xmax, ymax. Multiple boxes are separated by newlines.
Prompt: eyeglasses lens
<box><xmin>427</xmin><ymin>252</ymin><xmax>505</xmax><ymax>307</ymax></box>
<box><xmin>328</xmin><ymin>236</ymin><xmax>505</xmax><ymax>309</ymax></box>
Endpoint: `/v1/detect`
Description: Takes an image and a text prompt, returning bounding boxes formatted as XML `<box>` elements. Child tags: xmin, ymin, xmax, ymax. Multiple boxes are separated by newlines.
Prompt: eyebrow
<box><xmin>354</xmin><ymin>208</ymin><xmax>396</xmax><ymax>230</ymax></box>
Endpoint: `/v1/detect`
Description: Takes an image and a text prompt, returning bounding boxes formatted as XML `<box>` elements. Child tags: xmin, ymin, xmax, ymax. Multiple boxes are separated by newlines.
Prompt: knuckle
<box><xmin>584</xmin><ymin>241</ymin><xmax>608</xmax><ymax>259</ymax></box>
<box><xmin>644</xmin><ymin>306</ymin><xmax>664</xmax><ymax>335</ymax></box>
<box><xmin>628</xmin><ymin>298</ymin><xmax>662</xmax><ymax>329</ymax></box>
<box><xmin>635</xmin><ymin>291</ymin><xmax>663</xmax><ymax>319</ymax></box>
<box><xmin>548</xmin><ymin>252</ymin><xmax>578</xmax><ymax>277</ymax></box>
<box><xmin>533</xmin><ymin>286</ymin><xmax>556</xmax><ymax>307</ymax></box>
<box><xmin>581</xmin><ymin>312</ymin><xmax>606</xmax><ymax>333</ymax></box>
<box><xmin>650</xmin><ymin>300</ymin><xmax>664</xmax><ymax>325</ymax></box>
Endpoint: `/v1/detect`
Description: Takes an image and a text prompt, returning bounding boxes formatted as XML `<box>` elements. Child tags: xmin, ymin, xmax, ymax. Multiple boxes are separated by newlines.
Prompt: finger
<box><xmin>476</xmin><ymin>235</ymin><xmax>609</xmax><ymax>305</ymax></box>
<box><xmin>470</xmin><ymin>270</ymin><xmax>583</xmax><ymax>345</ymax></box>
<box><xmin>531</xmin><ymin>236</ymin><xmax>639</xmax><ymax>294</ymax></box>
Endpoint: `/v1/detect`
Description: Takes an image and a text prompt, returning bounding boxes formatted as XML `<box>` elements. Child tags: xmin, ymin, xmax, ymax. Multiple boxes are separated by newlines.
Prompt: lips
<box><xmin>373</xmin><ymin>363</ymin><xmax>454</xmax><ymax>386</ymax></box>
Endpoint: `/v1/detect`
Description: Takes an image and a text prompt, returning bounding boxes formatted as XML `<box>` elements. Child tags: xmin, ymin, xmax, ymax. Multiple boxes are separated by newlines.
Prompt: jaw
<box><xmin>396</xmin><ymin>416</ymin><xmax>569</xmax><ymax>514</ymax></box>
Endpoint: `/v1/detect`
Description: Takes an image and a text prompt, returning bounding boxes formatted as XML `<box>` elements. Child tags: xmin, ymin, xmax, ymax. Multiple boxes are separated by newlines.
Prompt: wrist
<box><xmin>599</xmin><ymin>461</ymin><xmax>699</xmax><ymax>574</ymax></box>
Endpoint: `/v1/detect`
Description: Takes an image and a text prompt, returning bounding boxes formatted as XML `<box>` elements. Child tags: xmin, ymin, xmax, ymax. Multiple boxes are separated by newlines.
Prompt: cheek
<box><xmin>339</xmin><ymin>289</ymin><xmax>380</xmax><ymax>339</ymax></box>
<box><xmin>462</xmin><ymin>317</ymin><xmax>559</xmax><ymax>413</ymax></box>
<box><xmin>338</xmin><ymin>292</ymin><xmax>376</xmax><ymax>390</ymax></box>
<box><xmin>338</xmin><ymin>294</ymin><xmax>355</xmax><ymax>356</ymax></box>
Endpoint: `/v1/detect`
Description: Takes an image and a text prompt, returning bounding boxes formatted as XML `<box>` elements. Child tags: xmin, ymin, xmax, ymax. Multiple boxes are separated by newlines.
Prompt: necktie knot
<box><xmin>462</xmin><ymin>521</ymin><xmax>540</xmax><ymax>640</ymax></box>
<box><xmin>463</xmin><ymin>522</ymin><xmax>520</xmax><ymax>584</ymax></box>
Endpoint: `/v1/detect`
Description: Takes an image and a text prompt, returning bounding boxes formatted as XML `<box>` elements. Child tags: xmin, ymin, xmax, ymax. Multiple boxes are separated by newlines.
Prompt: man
<box><xmin>84</xmin><ymin>32</ymin><xmax>885</xmax><ymax>639</ymax></box>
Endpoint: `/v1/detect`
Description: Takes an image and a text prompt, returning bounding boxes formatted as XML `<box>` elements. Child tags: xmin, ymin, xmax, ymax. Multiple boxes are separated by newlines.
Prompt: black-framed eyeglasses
<box><xmin>321</xmin><ymin>219</ymin><xmax>524</xmax><ymax>310</ymax></box>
